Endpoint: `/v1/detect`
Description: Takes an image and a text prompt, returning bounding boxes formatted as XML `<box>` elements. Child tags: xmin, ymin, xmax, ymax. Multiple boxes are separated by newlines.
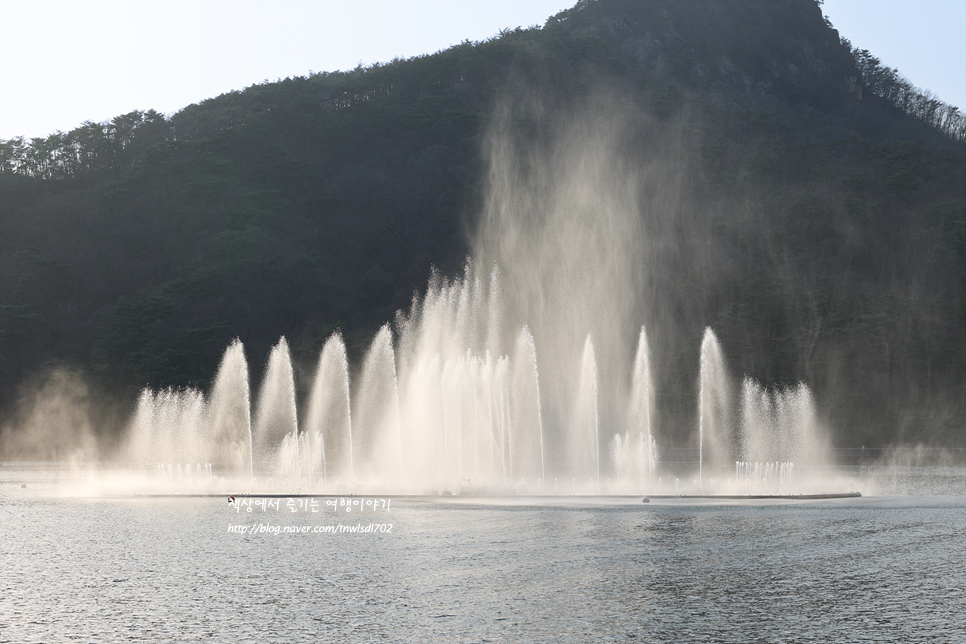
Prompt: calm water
<box><xmin>1</xmin><ymin>468</ymin><xmax>964</xmax><ymax>643</ymax></box>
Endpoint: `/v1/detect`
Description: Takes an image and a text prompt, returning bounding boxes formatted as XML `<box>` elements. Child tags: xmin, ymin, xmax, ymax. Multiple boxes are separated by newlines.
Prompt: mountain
<box><xmin>1</xmin><ymin>0</ymin><xmax>964</xmax><ymax>449</ymax></box>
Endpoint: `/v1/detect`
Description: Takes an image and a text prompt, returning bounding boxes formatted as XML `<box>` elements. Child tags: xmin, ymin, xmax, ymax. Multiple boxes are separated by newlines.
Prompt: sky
<box><xmin>822</xmin><ymin>0</ymin><xmax>966</xmax><ymax>108</ymax></box>
<box><xmin>0</xmin><ymin>0</ymin><xmax>963</xmax><ymax>141</ymax></box>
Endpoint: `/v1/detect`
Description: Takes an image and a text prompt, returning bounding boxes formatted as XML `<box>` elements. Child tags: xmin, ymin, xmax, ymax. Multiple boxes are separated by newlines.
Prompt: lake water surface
<box><xmin>2</xmin><ymin>466</ymin><xmax>964</xmax><ymax>643</ymax></box>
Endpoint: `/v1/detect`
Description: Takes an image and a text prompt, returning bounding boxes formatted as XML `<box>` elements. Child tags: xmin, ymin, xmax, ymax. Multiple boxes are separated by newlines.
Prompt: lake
<box><xmin>1</xmin><ymin>465</ymin><xmax>964</xmax><ymax>643</ymax></box>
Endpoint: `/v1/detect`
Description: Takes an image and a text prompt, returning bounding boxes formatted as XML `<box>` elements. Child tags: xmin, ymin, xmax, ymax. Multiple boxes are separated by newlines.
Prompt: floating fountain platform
<box><xmin>638</xmin><ymin>492</ymin><xmax>861</xmax><ymax>500</ymax></box>
<box><xmin>127</xmin><ymin>491</ymin><xmax>861</xmax><ymax>501</ymax></box>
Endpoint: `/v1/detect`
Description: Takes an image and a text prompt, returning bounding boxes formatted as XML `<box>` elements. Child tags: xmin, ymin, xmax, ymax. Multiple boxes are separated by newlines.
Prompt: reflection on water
<box><xmin>1</xmin><ymin>467</ymin><xmax>964</xmax><ymax>643</ymax></box>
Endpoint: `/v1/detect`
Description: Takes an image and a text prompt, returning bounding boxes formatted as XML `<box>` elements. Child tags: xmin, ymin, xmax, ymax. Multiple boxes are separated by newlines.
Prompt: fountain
<box><xmin>207</xmin><ymin>338</ymin><xmax>252</xmax><ymax>476</ymax></box>
<box><xmin>302</xmin><ymin>332</ymin><xmax>353</xmax><ymax>484</ymax></box>
<box><xmin>610</xmin><ymin>326</ymin><xmax>659</xmax><ymax>491</ymax></box>
<box><xmin>510</xmin><ymin>326</ymin><xmax>545</xmax><ymax>486</ymax></box>
<box><xmin>111</xmin><ymin>99</ymin><xmax>852</xmax><ymax>497</ymax></box>
<box><xmin>118</xmin><ymin>265</ymin><xmax>848</xmax><ymax>497</ymax></box>
<box><xmin>733</xmin><ymin>376</ymin><xmax>831</xmax><ymax>492</ymax></box>
<box><xmin>253</xmin><ymin>338</ymin><xmax>299</xmax><ymax>484</ymax></box>
<box><xmin>698</xmin><ymin>327</ymin><xmax>731</xmax><ymax>488</ymax></box>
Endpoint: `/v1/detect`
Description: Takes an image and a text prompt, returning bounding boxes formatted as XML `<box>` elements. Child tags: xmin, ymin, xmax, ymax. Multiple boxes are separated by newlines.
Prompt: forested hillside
<box><xmin>1</xmin><ymin>0</ymin><xmax>964</xmax><ymax>448</ymax></box>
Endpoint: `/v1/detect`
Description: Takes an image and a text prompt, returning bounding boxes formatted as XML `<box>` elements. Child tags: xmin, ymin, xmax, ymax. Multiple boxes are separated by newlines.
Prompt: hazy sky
<box><xmin>1</xmin><ymin>0</ymin><xmax>963</xmax><ymax>140</ymax></box>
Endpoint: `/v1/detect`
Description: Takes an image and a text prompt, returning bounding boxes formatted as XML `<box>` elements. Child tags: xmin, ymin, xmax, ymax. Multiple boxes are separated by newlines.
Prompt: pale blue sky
<box><xmin>1</xmin><ymin>0</ymin><xmax>963</xmax><ymax>140</ymax></box>
<box><xmin>822</xmin><ymin>0</ymin><xmax>965</xmax><ymax>109</ymax></box>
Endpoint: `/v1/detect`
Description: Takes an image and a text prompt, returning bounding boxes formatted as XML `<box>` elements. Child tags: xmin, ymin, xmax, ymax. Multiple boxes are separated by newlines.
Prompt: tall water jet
<box><xmin>473</xmin><ymin>353</ymin><xmax>510</xmax><ymax>485</ymax></box>
<box><xmin>397</xmin><ymin>349</ymin><xmax>445</xmax><ymax>489</ymax></box>
<box><xmin>465</xmin><ymin>355</ymin><xmax>484</xmax><ymax>484</ymax></box>
<box><xmin>475</xmin><ymin>356</ymin><xmax>493</xmax><ymax>485</ymax></box>
<box><xmin>303</xmin><ymin>332</ymin><xmax>353</xmax><ymax>484</ymax></box>
<box><xmin>569</xmin><ymin>335</ymin><xmax>600</xmax><ymax>489</ymax></box>
<box><xmin>389</xmin><ymin>262</ymin><xmax>518</xmax><ymax>492</ymax></box>
<box><xmin>208</xmin><ymin>339</ymin><xmax>252</xmax><ymax>476</ymax></box>
<box><xmin>485</xmin><ymin>265</ymin><xmax>503</xmax><ymax>356</ymax></box>
<box><xmin>510</xmin><ymin>325</ymin><xmax>545</xmax><ymax>484</ymax></box>
<box><xmin>699</xmin><ymin>328</ymin><xmax>731</xmax><ymax>487</ymax></box>
<box><xmin>394</xmin><ymin>270</ymin><xmax>455</xmax><ymax>488</ymax></box>
<box><xmin>439</xmin><ymin>355</ymin><xmax>467</xmax><ymax>483</ymax></box>
<box><xmin>465</xmin><ymin>353</ymin><xmax>506</xmax><ymax>485</ymax></box>
<box><xmin>354</xmin><ymin>324</ymin><xmax>402</xmax><ymax>486</ymax></box>
<box><xmin>252</xmin><ymin>337</ymin><xmax>299</xmax><ymax>479</ymax></box>
<box><xmin>474</xmin><ymin>96</ymin><xmax>647</xmax><ymax>460</ymax></box>
<box><xmin>628</xmin><ymin>325</ymin><xmax>657</xmax><ymax>489</ymax></box>
<box><xmin>489</xmin><ymin>354</ymin><xmax>512</xmax><ymax>483</ymax></box>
